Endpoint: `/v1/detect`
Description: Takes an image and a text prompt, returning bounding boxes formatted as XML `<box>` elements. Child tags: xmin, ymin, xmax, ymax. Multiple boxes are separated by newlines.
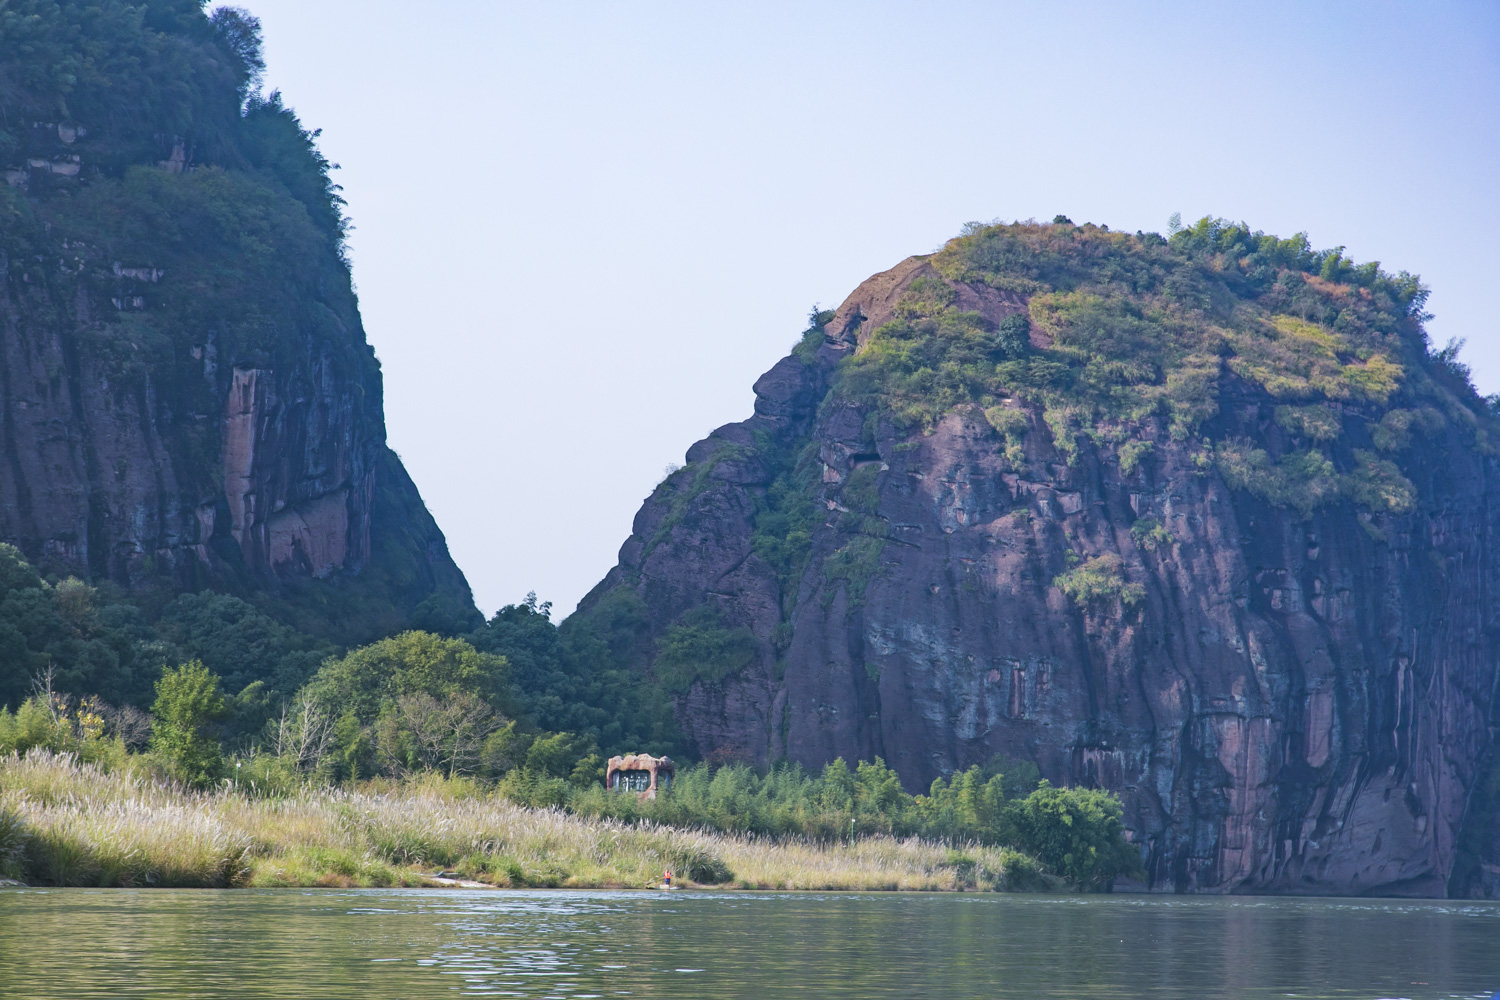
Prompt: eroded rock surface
<box><xmin>0</xmin><ymin>274</ymin><xmax>468</xmax><ymax>640</ymax></box>
<box><xmin>0</xmin><ymin>36</ymin><xmax>472</xmax><ymax>639</ymax></box>
<box><xmin>580</xmin><ymin>226</ymin><xmax>1500</xmax><ymax>896</ymax></box>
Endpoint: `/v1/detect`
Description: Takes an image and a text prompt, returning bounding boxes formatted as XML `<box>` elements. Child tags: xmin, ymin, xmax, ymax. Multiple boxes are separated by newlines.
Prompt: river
<box><xmin>2</xmin><ymin>888</ymin><xmax>1497</xmax><ymax>998</ymax></box>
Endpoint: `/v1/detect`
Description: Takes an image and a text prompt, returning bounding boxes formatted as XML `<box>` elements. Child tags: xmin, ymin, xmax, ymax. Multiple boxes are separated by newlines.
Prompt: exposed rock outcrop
<box><xmin>580</xmin><ymin>222</ymin><xmax>1500</xmax><ymax>896</ymax></box>
<box><xmin>0</xmin><ymin>238</ymin><xmax>470</xmax><ymax>641</ymax></box>
<box><xmin>0</xmin><ymin>5</ymin><xmax>473</xmax><ymax>642</ymax></box>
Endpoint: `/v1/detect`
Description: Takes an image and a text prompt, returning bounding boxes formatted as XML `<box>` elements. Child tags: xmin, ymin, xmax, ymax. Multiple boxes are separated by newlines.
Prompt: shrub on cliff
<box><xmin>829</xmin><ymin>216</ymin><xmax>1467</xmax><ymax>524</ymax></box>
<box><xmin>1053</xmin><ymin>554</ymin><xmax>1144</xmax><ymax>608</ymax></box>
<box><xmin>652</xmin><ymin>609</ymin><xmax>757</xmax><ymax>694</ymax></box>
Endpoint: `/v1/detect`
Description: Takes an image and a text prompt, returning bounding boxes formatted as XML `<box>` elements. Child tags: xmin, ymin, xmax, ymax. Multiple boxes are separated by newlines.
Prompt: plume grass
<box><xmin>1</xmin><ymin>752</ymin><xmax>1055</xmax><ymax>892</ymax></box>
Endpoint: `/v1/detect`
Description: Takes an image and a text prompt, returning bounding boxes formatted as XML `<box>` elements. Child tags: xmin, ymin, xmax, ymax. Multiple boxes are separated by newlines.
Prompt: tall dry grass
<box><xmin>0</xmin><ymin>752</ymin><xmax>1055</xmax><ymax>892</ymax></box>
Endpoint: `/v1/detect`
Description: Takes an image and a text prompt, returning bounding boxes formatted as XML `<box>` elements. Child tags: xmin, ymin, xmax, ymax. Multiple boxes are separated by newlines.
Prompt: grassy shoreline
<box><xmin>0</xmin><ymin>753</ymin><xmax>1060</xmax><ymax>892</ymax></box>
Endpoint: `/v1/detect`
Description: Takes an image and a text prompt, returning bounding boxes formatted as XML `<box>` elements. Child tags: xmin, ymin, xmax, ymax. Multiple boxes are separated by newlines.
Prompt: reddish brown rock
<box><xmin>0</xmin><ymin>221</ymin><xmax>470</xmax><ymax>642</ymax></box>
<box><xmin>580</xmin><ymin>252</ymin><xmax>1500</xmax><ymax>897</ymax></box>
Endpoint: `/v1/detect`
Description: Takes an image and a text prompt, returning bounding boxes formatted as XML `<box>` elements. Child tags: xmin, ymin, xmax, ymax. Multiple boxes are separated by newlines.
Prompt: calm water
<box><xmin>2</xmin><ymin>888</ymin><xmax>1498</xmax><ymax>999</ymax></box>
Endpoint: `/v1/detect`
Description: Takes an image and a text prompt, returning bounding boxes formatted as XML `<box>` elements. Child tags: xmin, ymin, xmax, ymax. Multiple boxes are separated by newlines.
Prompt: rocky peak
<box><xmin>576</xmin><ymin>219</ymin><xmax>1500</xmax><ymax>897</ymax></box>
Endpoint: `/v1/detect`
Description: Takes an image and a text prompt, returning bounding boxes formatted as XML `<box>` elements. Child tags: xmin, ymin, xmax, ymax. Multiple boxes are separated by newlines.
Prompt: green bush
<box><xmin>823</xmin><ymin>536</ymin><xmax>887</xmax><ymax>606</ymax></box>
<box><xmin>1118</xmin><ymin>439</ymin><xmax>1153</xmax><ymax>475</ymax></box>
<box><xmin>918</xmin><ymin>766</ymin><xmax>1009</xmax><ymax>842</ymax></box>
<box><xmin>149</xmin><ymin>661</ymin><xmax>226</xmax><ymax>788</ymax></box>
<box><xmin>994</xmin><ymin>314</ymin><xmax>1032</xmax><ymax>357</ymax></box>
<box><xmin>1129</xmin><ymin>518</ymin><xmax>1173</xmax><ymax>552</ymax></box>
<box><xmin>1216</xmin><ymin>441</ymin><xmax>1341</xmax><ymax>516</ymax></box>
<box><xmin>1273</xmin><ymin>403</ymin><xmax>1342</xmax><ymax>442</ymax></box>
<box><xmin>230</xmin><ymin>751</ymin><xmax>303</xmax><ymax>798</ymax></box>
<box><xmin>1215</xmin><ymin>439</ymin><xmax>1416</xmax><ymax>518</ymax></box>
<box><xmin>1053</xmin><ymin>554</ymin><xmax>1144</xmax><ymax>608</ymax></box>
<box><xmin>1007</xmin><ymin>781</ymin><xmax>1139</xmax><ymax>890</ymax></box>
<box><xmin>670</xmin><ymin>844</ymin><xmax>733</xmax><ymax>884</ymax></box>
<box><xmin>653</xmin><ymin>611</ymin><xmax>757</xmax><ymax>693</ymax></box>
<box><xmin>0</xmin><ymin>694</ymin><xmax>125</xmax><ymax>767</ymax></box>
<box><xmin>304</xmin><ymin>631</ymin><xmax>516</xmax><ymax>725</ymax></box>
<box><xmin>792</xmin><ymin>307</ymin><xmax>834</xmax><ymax>363</ymax></box>
<box><xmin>0</xmin><ymin>698</ymin><xmax>71</xmax><ymax>757</ymax></box>
<box><xmin>1345</xmin><ymin>450</ymin><xmax>1417</xmax><ymax>515</ymax></box>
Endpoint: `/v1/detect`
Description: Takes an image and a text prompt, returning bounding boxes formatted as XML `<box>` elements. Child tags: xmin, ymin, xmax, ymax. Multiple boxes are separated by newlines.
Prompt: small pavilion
<box><xmin>605</xmin><ymin>753</ymin><xmax>674</xmax><ymax>798</ymax></box>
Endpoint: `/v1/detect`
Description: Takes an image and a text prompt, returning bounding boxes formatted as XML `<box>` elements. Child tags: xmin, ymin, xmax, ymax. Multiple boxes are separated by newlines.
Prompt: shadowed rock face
<box><xmin>0</xmin><ymin>263</ymin><xmax>470</xmax><ymax>640</ymax></box>
<box><xmin>580</xmin><ymin>226</ymin><xmax>1500</xmax><ymax>896</ymax></box>
<box><xmin>0</xmin><ymin>21</ymin><xmax>472</xmax><ymax>641</ymax></box>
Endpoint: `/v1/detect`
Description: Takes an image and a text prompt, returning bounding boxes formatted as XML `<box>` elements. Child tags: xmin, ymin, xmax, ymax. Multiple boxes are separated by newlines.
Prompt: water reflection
<box><xmin>2</xmin><ymin>888</ymin><xmax>1497</xmax><ymax>999</ymax></box>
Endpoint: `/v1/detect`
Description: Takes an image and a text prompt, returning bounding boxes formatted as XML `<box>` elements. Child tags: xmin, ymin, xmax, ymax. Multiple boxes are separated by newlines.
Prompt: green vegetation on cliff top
<box><xmin>1</xmin><ymin>1</ymin><xmax>355</xmax><ymax>374</ymax></box>
<box><xmin>838</xmin><ymin>215</ymin><xmax>1490</xmax><ymax>518</ymax></box>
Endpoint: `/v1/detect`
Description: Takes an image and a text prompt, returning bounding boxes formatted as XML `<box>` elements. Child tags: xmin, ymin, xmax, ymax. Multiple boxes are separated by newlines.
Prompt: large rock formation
<box><xmin>579</xmin><ymin>220</ymin><xmax>1500</xmax><ymax>896</ymax></box>
<box><xmin>0</xmin><ymin>4</ymin><xmax>472</xmax><ymax>642</ymax></box>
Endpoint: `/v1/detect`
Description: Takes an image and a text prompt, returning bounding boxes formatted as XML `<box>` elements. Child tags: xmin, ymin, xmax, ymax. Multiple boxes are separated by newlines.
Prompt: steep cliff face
<box><xmin>0</xmin><ymin>3</ymin><xmax>472</xmax><ymax>642</ymax></box>
<box><xmin>580</xmin><ymin>220</ymin><xmax>1500</xmax><ymax>896</ymax></box>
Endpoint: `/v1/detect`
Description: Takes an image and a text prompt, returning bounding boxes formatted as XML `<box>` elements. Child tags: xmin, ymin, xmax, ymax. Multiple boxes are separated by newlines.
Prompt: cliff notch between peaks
<box><xmin>576</xmin><ymin>216</ymin><xmax>1500</xmax><ymax>897</ymax></box>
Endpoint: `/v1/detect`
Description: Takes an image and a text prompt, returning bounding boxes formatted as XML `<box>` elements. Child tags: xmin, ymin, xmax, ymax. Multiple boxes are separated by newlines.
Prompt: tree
<box><xmin>854</xmin><ymin>757</ymin><xmax>905</xmax><ymax>815</ymax></box>
<box><xmin>150</xmin><ymin>662</ymin><xmax>226</xmax><ymax>787</ymax></box>
<box><xmin>268</xmin><ymin>690</ymin><xmax>334</xmax><ymax>772</ymax></box>
<box><xmin>919</xmin><ymin>765</ymin><xmax>1008</xmax><ymax>841</ymax></box>
<box><xmin>380</xmin><ymin>691</ymin><xmax>499</xmax><ymax>778</ymax></box>
<box><xmin>1007</xmin><ymin>782</ymin><xmax>1139</xmax><ymax>890</ymax></box>
<box><xmin>209</xmin><ymin>6</ymin><xmax>265</xmax><ymax>100</ymax></box>
<box><xmin>522</xmin><ymin>730</ymin><xmax>596</xmax><ymax>779</ymax></box>
<box><xmin>818</xmin><ymin>758</ymin><xmax>855</xmax><ymax>813</ymax></box>
<box><xmin>994</xmin><ymin>314</ymin><xmax>1031</xmax><ymax>358</ymax></box>
<box><xmin>303</xmin><ymin>631</ymin><xmax>516</xmax><ymax>725</ymax></box>
<box><xmin>158</xmin><ymin>592</ymin><xmax>333</xmax><ymax>703</ymax></box>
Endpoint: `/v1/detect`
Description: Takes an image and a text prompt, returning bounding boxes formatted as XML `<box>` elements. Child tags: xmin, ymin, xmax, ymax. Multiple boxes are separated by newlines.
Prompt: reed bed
<box><xmin>0</xmin><ymin>752</ymin><xmax>1056</xmax><ymax>892</ymax></box>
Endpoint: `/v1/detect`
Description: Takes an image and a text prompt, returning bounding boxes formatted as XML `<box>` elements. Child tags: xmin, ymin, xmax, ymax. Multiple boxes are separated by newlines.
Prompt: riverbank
<box><xmin>0</xmin><ymin>753</ymin><xmax>1058</xmax><ymax>891</ymax></box>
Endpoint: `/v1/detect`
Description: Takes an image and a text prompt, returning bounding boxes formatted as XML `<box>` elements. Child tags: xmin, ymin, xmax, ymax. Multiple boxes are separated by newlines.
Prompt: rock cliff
<box><xmin>0</xmin><ymin>3</ymin><xmax>472</xmax><ymax>643</ymax></box>
<box><xmin>579</xmin><ymin>219</ymin><xmax>1500</xmax><ymax>896</ymax></box>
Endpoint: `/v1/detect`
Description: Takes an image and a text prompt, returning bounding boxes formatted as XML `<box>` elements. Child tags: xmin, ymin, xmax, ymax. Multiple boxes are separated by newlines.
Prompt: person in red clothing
<box><xmin>663</xmin><ymin>869</ymin><xmax>672</xmax><ymax>889</ymax></box>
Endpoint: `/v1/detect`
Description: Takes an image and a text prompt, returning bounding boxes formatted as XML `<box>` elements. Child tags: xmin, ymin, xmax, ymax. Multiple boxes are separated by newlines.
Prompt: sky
<box><xmin>231</xmin><ymin>0</ymin><xmax>1500</xmax><ymax>619</ymax></box>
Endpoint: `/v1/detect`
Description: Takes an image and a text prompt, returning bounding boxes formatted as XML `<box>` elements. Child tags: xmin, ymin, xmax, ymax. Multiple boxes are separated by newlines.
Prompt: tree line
<box><xmin>0</xmin><ymin>542</ymin><xmax>1139</xmax><ymax>889</ymax></box>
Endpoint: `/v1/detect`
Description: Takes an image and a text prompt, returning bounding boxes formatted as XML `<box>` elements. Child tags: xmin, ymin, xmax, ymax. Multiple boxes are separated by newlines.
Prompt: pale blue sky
<box><xmin>232</xmin><ymin>1</ymin><xmax>1500</xmax><ymax>618</ymax></box>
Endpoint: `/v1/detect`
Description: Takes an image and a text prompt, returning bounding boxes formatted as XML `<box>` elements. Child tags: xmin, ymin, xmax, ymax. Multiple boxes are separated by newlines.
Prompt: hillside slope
<box><xmin>0</xmin><ymin>2</ymin><xmax>473</xmax><ymax>646</ymax></box>
<box><xmin>577</xmin><ymin>217</ymin><xmax>1500</xmax><ymax>896</ymax></box>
